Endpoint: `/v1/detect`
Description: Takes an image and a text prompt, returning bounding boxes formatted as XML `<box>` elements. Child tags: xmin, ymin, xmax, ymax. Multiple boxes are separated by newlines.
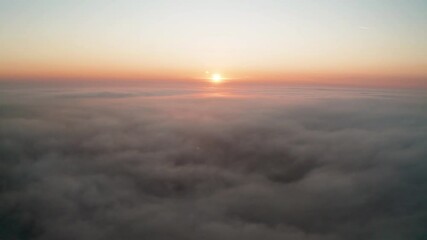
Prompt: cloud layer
<box><xmin>1</xmin><ymin>86</ymin><xmax>426</xmax><ymax>240</ymax></box>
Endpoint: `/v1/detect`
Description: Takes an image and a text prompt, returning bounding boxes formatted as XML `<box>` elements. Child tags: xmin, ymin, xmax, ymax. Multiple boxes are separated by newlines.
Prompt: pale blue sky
<box><xmin>0</xmin><ymin>0</ymin><xmax>426</xmax><ymax>86</ymax></box>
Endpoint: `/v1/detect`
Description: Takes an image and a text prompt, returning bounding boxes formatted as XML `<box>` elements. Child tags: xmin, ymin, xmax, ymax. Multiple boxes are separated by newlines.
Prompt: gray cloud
<box><xmin>0</xmin><ymin>86</ymin><xmax>426</xmax><ymax>240</ymax></box>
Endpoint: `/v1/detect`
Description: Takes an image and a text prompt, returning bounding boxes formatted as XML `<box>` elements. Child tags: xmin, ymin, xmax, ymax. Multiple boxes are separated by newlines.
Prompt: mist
<box><xmin>1</xmin><ymin>84</ymin><xmax>426</xmax><ymax>240</ymax></box>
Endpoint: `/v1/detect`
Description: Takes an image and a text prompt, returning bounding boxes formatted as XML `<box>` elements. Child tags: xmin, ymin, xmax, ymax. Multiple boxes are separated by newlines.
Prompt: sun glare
<box><xmin>210</xmin><ymin>74</ymin><xmax>223</xmax><ymax>84</ymax></box>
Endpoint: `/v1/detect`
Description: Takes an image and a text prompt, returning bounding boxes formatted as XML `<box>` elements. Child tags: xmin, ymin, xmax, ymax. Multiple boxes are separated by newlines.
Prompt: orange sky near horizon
<box><xmin>0</xmin><ymin>0</ymin><xmax>426</xmax><ymax>88</ymax></box>
<box><xmin>1</xmin><ymin>61</ymin><xmax>425</xmax><ymax>88</ymax></box>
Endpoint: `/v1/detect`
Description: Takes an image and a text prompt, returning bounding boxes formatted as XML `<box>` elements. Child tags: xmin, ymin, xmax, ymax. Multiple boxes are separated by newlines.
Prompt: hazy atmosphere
<box><xmin>1</xmin><ymin>1</ymin><xmax>427</xmax><ymax>240</ymax></box>
<box><xmin>1</xmin><ymin>0</ymin><xmax>426</xmax><ymax>87</ymax></box>
<box><xmin>1</xmin><ymin>85</ymin><xmax>426</xmax><ymax>239</ymax></box>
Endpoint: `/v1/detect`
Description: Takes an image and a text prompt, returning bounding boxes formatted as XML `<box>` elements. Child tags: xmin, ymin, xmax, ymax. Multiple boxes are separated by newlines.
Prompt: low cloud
<box><xmin>1</xmin><ymin>86</ymin><xmax>426</xmax><ymax>240</ymax></box>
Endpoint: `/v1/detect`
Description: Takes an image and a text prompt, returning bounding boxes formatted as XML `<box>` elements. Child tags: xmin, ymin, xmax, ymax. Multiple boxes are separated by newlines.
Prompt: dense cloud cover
<box><xmin>1</xmin><ymin>85</ymin><xmax>426</xmax><ymax>240</ymax></box>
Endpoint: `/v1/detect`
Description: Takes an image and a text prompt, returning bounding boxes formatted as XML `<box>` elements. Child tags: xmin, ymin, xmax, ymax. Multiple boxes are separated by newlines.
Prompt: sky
<box><xmin>1</xmin><ymin>2</ymin><xmax>427</xmax><ymax>238</ymax></box>
<box><xmin>0</xmin><ymin>0</ymin><xmax>427</xmax><ymax>87</ymax></box>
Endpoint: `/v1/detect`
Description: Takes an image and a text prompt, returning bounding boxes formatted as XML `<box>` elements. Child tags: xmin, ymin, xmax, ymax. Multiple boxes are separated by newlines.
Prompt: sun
<box><xmin>210</xmin><ymin>73</ymin><xmax>223</xmax><ymax>84</ymax></box>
